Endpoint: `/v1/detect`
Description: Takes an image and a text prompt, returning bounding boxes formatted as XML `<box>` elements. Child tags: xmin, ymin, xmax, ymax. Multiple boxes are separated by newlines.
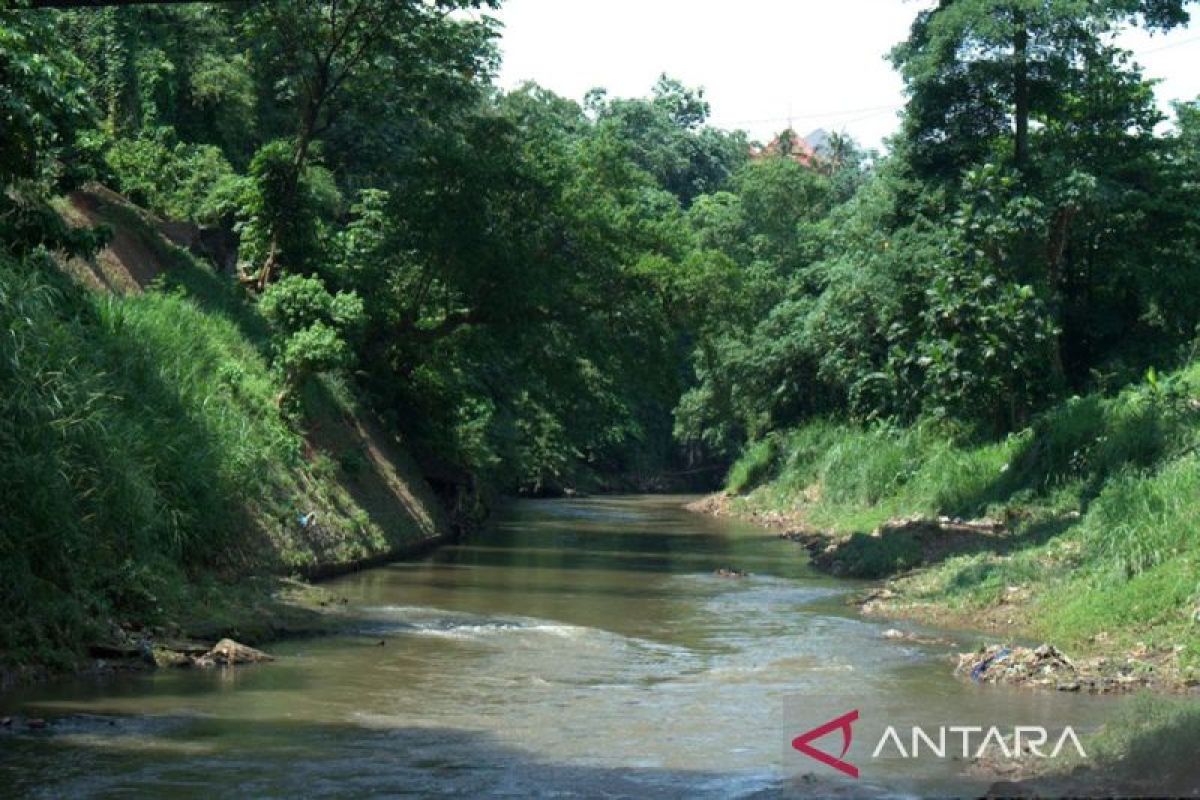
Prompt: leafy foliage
<box><xmin>260</xmin><ymin>273</ymin><xmax>364</xmax><ymax>393</ymax></box>
<box><xmin>105</xmin><ymin>126</ymin><xmax>236</xmax><ymax>221</ymax></box>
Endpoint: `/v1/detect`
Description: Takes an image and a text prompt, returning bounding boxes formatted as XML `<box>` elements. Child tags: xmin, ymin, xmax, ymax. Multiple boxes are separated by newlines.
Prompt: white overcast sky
<box><xmin>491</xmin><ymin>0</ymin><xmax>1200</xmax><ymax>151</ymax></box>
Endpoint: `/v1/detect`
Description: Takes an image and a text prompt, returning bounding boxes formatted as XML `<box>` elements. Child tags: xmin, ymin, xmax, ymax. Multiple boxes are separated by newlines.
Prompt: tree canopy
<box><xmin>3</xmin><ymin>0</ymin><xmax>1199</xmax><ymax>493</ymax></box>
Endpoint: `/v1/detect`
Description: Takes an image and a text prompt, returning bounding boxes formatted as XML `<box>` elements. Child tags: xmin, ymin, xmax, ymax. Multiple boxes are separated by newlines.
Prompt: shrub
<box><xmin>260</xmin><ymin>274</ymin><xmax>364</xmax><ymax>397</ymax></box>
<box><xmin>105</xmin><ymin>127</ymin><xmax>236</xmax><ymax>222</ymax></box>
<box><xmin>279</xmin><ymin>321</ymin><xmax>350</xmax><ymax>388</ymax></box>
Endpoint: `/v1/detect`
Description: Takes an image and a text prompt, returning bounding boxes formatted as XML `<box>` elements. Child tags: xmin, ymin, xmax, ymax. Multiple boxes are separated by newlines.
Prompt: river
<box><xmin>0</xmin><ymin>496</ymin><xmax>1121</xmax><ymax>797</ymax></box>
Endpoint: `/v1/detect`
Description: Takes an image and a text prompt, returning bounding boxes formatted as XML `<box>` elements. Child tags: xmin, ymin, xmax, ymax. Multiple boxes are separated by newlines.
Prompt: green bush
<box><xmin>260</xmin><ymin>274</ymin><xmax>364</xmax><ymax>395</ymax></box>
<box><xmin>105</xmin><ymin>127</ymin><xmax>237</xmax><ymax>222</ymax></box>
<box><xmin>279</xmin><ymin>321</ymin><xmax>350</xmax><ymax>388</ymax></box>
<box><xmin>259</xmin><ymin>273</ymin><xmax>364</xmax><ymax>335</ymax></box>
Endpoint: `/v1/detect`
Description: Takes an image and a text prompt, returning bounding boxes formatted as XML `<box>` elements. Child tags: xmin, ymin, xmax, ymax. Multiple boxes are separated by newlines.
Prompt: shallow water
<box><xmin>0</xmin><ymin>496</ymin><xmax>1122</xmax><ymax>797</ymax></box>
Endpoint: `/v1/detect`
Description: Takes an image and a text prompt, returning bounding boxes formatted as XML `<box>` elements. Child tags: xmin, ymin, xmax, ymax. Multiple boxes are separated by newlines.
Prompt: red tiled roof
<box><xmin>750</xmin><ymin>129</ymin><xmax>817</xmax><ymax>165</ymax></box>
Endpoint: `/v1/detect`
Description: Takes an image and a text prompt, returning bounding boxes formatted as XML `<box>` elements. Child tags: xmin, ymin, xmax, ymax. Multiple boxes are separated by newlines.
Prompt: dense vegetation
<box><xmin>709</xmin><ymin>0</ymin><xmax>1200</xmax><ymax>668</ymax></box>
<box><xmin>3</xmin><ymin>0</ymin><xmax>1200</xmax><ymax>672</ymax></box>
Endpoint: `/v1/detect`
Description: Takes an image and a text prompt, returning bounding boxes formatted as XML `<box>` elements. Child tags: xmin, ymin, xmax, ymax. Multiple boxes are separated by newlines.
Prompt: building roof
<box><xmin>749</xmin><ymin>128</ymin><xmax>826</xmax><ymax>166</ymax></box>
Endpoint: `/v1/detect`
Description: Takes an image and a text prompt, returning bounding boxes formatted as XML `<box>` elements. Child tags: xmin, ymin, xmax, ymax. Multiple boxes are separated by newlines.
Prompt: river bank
<box><xmin>688</xmin><ymin>491</ymin><xmax>1200</xmax><ymax>794</ymax></box>
<box><xmin>0</xmin><ymin>189</ymin><xmax>470</xmax><ymax>685</ymax></box>
<box><xmin>0</xmin><ymin>522</ymin><xmax>460</xmax><ymax>694</ymax></box>
<box><xmin>688</xmin><ymin>491</ymin><xmax>1200</xmax><ymax>695</ymax></box>
<box><xmin>693</xmin><ymin>367</ymin><xmax>1200</xmax><ymax>696</ymax></box>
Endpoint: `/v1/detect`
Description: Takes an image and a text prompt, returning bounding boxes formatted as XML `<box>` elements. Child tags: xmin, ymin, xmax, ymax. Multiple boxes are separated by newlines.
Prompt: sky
<box><xmin>491</xmin><ymin>0</ymin><xmax>1200</xmax><ymax>152</ymax></box>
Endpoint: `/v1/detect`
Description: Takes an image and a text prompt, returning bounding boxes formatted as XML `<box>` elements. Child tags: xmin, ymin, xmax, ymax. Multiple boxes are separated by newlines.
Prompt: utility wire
<box><xmin>1133</xmin><ymin>33</ymin><xmax>1200</xmax><ymax>56</ymax></box>
<box><xmin>717</xmin><ymin>31</ymin><xmax>1199</xmax><ymax>132</ymax></box>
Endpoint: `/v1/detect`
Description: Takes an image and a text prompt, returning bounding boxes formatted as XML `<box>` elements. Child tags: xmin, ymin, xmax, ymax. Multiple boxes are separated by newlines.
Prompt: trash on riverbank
<box><xmin>955</xmin><ymin>643</ymin><xmax>1178</xmax><ymax>694</ymax></box>
<box><xmin>958</xmin><ymin>644</ymin><xmax>1075</xmax><ymax>686</ymax></box>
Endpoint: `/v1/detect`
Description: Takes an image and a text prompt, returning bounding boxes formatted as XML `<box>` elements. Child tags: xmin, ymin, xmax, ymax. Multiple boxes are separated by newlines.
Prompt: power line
<box><xmin>715</xmin><ymin>103</ymin><xmax>901</xmax><ymax>129</ymax></box>
<box><xmin>716</xmin><ymin>32</ymin><xmax>1199</xmax><ymax>133</ymax></box>
<box><xmin>1134</xmin><ymin>33</ymin><xmax>1200</xmax><ymax>56</ymax></box>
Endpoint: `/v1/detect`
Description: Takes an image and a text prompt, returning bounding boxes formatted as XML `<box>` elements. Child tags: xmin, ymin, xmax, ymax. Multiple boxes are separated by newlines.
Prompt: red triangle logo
<box><xmin>791</xmin><ymin>709</ymin><xmax>860</xmax><ymax>778</ymax></box>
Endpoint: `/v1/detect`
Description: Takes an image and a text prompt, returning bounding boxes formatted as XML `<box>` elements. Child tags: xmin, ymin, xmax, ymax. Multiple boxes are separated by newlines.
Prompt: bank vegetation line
<box><xmin>690</xmin><ymin>361</ymin><xmax>1200</xmax><ymax>696</ymax></box>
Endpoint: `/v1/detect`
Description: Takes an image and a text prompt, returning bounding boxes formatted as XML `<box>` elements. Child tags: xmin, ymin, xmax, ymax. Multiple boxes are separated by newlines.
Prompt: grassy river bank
<box><xmin>695</xmin><ymin>370</ymin><xmax>1200</xmax><ymax>792</ymax></box>
<box><xmin>0</xmin><ymin>189</ymin><xmax>456</xmax><ymax>686</ymax></box>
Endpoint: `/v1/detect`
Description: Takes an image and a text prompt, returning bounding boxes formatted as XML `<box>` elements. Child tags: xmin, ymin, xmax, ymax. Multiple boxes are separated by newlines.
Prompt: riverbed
<box><xmin>0</xmin><ymin>496</ymin><xmax>1122</xmax><ymax>797</ymax></box>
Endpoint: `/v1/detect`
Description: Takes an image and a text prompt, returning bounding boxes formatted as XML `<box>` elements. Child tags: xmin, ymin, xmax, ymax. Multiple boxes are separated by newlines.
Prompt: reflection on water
<box><xmin>0</xmin><ymin>496</ymin><xmax>1121</xmax><ymax>797</ymax></box>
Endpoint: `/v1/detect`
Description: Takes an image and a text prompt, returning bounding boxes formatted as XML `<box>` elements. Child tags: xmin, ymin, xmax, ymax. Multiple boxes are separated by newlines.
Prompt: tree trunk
<box><xmin>256</xmin><ymin>92</ymin><xmax>321</xmax><ymax>292</ymax></box>
<box><xmin>1045</xmin><ymin>205</ymin><xmax>1077</xmax><ymax>388</ymax></box>
<box><xmin>1013</xmin><ymin>8</ymin><xmax>1031</xmax><ymax>172</ymax></box>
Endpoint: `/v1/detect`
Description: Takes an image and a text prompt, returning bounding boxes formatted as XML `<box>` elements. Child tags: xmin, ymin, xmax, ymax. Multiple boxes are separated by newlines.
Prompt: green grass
<box><xmin>726</xmin><ymin>437</ymin><xmax>779</xmax><ymax>495</ymax></box>
<box><xmin>1088</xmin><ymin>693</ymin><xmax>1200</xmax><ymax>792</ymax></box>
<box><xmin>726</xmin><ymin>362</ymin><xmax>1200</xmax><ymax>657</ymax></box>
<box><xmin>0</xmin><ymin>230</ymin><xmax>440</xmax><ymax>668</ymax></box>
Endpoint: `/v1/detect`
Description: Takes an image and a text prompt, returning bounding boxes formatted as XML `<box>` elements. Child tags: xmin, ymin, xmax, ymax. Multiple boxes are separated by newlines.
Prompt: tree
<box><xmin>893</xmin><ymin>0</ymin><xmax>1192</xmax><ymax>182</ymax></box>
<box><xmin>891</xmin><ymin>0</ymin><xmax>1194</xmax><ymax>388</ymax></box>
<box><xmin>241</xmin><ymin>0</ymin><xmax>497</xmax><ymax>288</ymax></box>
<box><xmin>585</xmin><ymin>75</ymin><xmax>749</xmax><ymax>207</ymax></box>
<box><xmin>1</xmin><ymin>5</ymin><xmax>101</xmax><ymax>256</ymax></box>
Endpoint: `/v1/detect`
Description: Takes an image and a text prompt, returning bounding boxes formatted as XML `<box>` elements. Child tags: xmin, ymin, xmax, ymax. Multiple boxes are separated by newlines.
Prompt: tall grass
<box><xmin>0</xmin><ymin>240</ymin><xmax>423</xmax><ymax>665</ymax></box>
<box><xmin>728</xmin><ymin>370</ymin><xmax>1200</xmax><ymax>527</ymax></box>
<box><xmin>0</xmin><ymin>252</ymin><xmax>299</xmax><ymax>660</ymax></box>
<box><xmin>725</xmin><ymin>362</ymin><xmax>1200</xmax><ymax>654</ymax></box>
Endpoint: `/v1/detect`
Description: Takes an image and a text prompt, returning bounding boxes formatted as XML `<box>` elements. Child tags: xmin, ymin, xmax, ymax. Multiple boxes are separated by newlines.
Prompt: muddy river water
<box><xmin>0</xmin><ymin>496</ymin><xmax>1123</xmax><ymax>797</ymax></box>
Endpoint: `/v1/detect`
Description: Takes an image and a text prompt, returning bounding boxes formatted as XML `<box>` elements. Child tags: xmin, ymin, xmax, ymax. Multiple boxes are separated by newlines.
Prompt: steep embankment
<box><xmin>1</xmin><ymin>186</ymin><xmax>448</xmax><ymax>675</ymax></box>
<box><xmin>708</xmin><ymin>367</ymin><xmax>1200</xmax><ymax>687</ymax></box>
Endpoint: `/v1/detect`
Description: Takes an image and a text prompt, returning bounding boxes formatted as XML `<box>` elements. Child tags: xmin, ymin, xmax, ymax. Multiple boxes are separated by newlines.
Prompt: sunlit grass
<box><xmin>725</xmin><ymin>362</ymin><xmax>1200</xmax><ymax>655</ymax></box>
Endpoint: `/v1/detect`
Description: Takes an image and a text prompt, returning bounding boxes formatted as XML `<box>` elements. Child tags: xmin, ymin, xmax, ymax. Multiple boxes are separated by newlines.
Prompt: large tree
<box><xmin>892</xmin><ymin>0</ymin><xmax>1191</xmax><ymax>180</ymax></box>
<box><xmin>891</xmin><ymin>0</ymin><xmax>1194</xmax><ymax>386</ymax></box>
<box><xmin>241</xmin><ymin>0</ymin><xmax>496</xmax><ymax>288</ymax></box>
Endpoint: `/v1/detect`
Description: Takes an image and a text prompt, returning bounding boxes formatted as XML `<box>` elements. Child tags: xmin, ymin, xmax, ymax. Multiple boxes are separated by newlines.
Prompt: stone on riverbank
<box><xmin>194</xmin><ymin>638</ymin><xmax>274</xmax><ymax>667</ymax></box>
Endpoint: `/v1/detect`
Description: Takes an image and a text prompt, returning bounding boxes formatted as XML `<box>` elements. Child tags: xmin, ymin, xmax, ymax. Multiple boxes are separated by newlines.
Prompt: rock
<box><xmin>159</xmin><ymin>639</ymin><xmax>213</xmax><ymax>656</ymax></box>
<box><xmin>881</xmin><ymin>628</ymin><xmax>954</xmax><ymax>646</ymax></box>
<box><xmin>26</xmin><ymin>718</ymin><xmax>47</xmax><ymax>730</ymax></box>
<box><xmin>1</xmin><ymin>716</ymin><xmax>11</xmax><ymax>727</ymax></box>
<box><xmin>152</xmin><ymin>647</ymin><xmax>192</xmax><ymax>668</ymax></box>
<box><xmin>193</xmin><ymin>638</ymin><xmax>274</xmax><ymax>667</ymax></box>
